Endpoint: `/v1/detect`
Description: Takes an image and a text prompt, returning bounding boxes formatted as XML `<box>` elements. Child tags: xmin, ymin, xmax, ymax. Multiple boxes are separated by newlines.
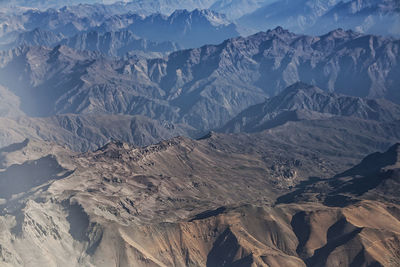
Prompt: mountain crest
<box><xmin>280</xmin><ymin>82</ymin><xmax>324</xmax><ymax>95</ymax></box>
<box><xmin>265</xmin><ymin>26</ymin><xmax>295</xmax><ymax>39</ymax></box>
<box><xmin>97</xmin><ymin>139</ymin><xmax>134</xmax><ymax>152</ymax></box>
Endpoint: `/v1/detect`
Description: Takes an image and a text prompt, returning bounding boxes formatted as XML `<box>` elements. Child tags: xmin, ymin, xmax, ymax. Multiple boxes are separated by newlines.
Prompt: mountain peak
<box><xmin>281</xmin><ymin>82</ymin><xmax>324</xmax><ymax>95</ymax></box>
<box><xmin>321</xmin><ymin>28</ymin><xmax>361</xmax><ymax>39</ymax></box>
<box><xmin>271</xmin><ymin>26</ymin><xmax>285</xmax><ymax>33</ymax></box>
<box><xmin>275</xmin><ymin>82</ymin><xmax>326</xmax><ymax>102</ymax></box>
<box><xmin>267</xmin><ymin>26</ymin><xmax>291</xmax><ymax>35</ymax></box>
<box><xmin>170</xmin><ymin>8</ymin><xmax>231</xmax><ymax>26</ymax></box>
<box><xmin>263</xmin><ymin>26</ymin><xmax>297</xmax><ymax>41</ymax></box>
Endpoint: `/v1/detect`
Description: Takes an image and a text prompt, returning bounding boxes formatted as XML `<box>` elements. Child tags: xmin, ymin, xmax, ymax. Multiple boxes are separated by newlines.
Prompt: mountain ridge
<box><xmin>220</xmin><ymin>82</ymin><xmax>400</xmax><ymax>133</ymax></box>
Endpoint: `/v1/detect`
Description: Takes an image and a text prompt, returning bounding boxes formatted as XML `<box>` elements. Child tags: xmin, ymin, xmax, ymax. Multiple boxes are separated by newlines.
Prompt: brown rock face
<box><xmin>0</xmin><ymin>137</ymin><xmax>399</xmax><ymax>266</ymax></box>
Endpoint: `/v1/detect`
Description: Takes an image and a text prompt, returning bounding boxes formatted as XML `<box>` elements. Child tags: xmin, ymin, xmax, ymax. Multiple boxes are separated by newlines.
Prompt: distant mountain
<box><xmin>238</xmin><ymin>0</ymin><xmax>344</xmax><ymax>32</ymax></box>
<box><xmin>18</xmin><ymin>7</ymin><xmax>108</xmax><ymax>37</ymax></box>
<box><xmin>104</xmin><ymin>9</ymin><xmax>240</xmax><ymax>48</ymax></box>
<box><xmin>61</xmin><ymin>0</ymin><xmax>276</xmax><ymax>19</ymax></box>
<box><xmin>239</xmin><ymin>0</ymin><xmax>400</xmax><ymax>36</ymax></box>
<box><xmin>107</xmin><ymin>0</ymin><xmax>217</xmax><ymax>16</ymax></box>
<box><xmin>2</xmin><ymin>28</ymin><xmax>64</xmax><ymax>49</ymax></box>
<box><xmin>1</xmin><ymin>0</ymin><xmax>399</xmax><ymax>38</ymax></box>
<box><xmin>210</xmin><ymin>0</ymin><xmax>277</xmax><ymax>19</ymax></box>
<box><xmin>0</xmin><ymin>0</ymin><xmax>273</xmax><ymax>19</ymax></box>
<box><xmin>310</xmin><ymin>0</ymin><xmax>400</xmax><ymax>36</ymax></box>
<box><xmin>0</xmin><ymin>0</ymin><xmax>108</xmax><ymax>10</ymax></box>
<box><xmin>1</xmin><ymin>28</ymin><xmax>179</xmax><ymax>57</ymax></box>
<box><xmin>61</xmin><ymin>30</ymin><xmax>180</xmax><ymax>56</ymax></box>
<box><xmin>0</xmin><ymin>8</ymin><xmax>240</xmax><ymax>50</ymax></box>
<box><xmin>221</xmin><ymin>82</ymin><xmax>400</xmax><ymax>133</ymax></box>
<box><xmin>0</xmin><ymin>28</ymin><xmax>399</xmax><ymax>131</ymax></box>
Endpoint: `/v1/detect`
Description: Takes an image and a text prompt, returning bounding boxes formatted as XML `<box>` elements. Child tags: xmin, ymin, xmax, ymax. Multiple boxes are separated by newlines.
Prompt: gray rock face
<box><xmin>221</xmin><ymin>82</ymin><xmax>400</xmax><ymax>133</ymax></box>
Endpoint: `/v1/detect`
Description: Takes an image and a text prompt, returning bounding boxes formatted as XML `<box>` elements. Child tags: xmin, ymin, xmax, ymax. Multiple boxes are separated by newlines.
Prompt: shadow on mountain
<box><xmin>66</xmin><ymin>203</ymin><xmax>90</xmax><ymax>242</ymax></box>
<box><xmin>277</xmin><ymin>143</ymin><xmax>400</xmax><ymax>207</ymax></box>
<box><xmin>0</xmin><ymin>155</ymin><xmax>72</xmax><ymax>199</ymax></box>
<box><xmin>336</xmin><ymin>143</ymin><xmax>400</xmax><ymax>178</ymax></box>
<box><xmin>189</xmin><ymin>206</ymin><xmax>226</xmax><ymax>222</ymax></box>
<box><xmin>0</xmin><ymin>138</ymin><xmax>29</xmax><ymax>154</ymax></box>
<box><xmin>304</xmin><ymin>217</ymin><xmax>363</xmax><ymax>267</ymax></box>
<box><xmin>291</xmin><ymin>211</ymin><xmax>311</xmax><ymax>258</ymax></box>
<box><xmin>64</xmin><ymin>200</ymin><xmax>104</xmax><ymax>254</ymax></box>
<box><xmin>206</xmin><ymin>227</ymin><xmax>253</xmax><ymax>267</ymax></box>
<box><xmin>276</xmin><ymin>176</ymin><xmax>324</xmax><ymax>204</ymax></box>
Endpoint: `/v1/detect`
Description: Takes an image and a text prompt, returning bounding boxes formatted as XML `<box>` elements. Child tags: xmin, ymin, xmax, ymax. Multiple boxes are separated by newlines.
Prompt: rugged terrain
<box><xmin>0</xmin><ymin>1</ymin><xmax>399</xmax><ymax>266</ymax></box>
<box><xmin>0</xmin><ymin>134</ymin><xmax>399</xmax><ymax>266</ymax></box>
<box><xmin>0</xmin><ymin>28</ymin><xmax>398</xmax><ymax>133</ymax></box>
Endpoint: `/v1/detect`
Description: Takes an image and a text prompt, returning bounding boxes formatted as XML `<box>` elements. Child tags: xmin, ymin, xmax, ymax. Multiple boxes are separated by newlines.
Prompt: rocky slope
<box><xmin>0</xmin><ymin>135</ymin><xmax>399</xmax><ymax>266</ymax></box>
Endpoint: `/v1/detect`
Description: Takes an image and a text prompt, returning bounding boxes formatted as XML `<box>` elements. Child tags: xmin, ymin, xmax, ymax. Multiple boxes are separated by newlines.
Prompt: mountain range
<box><xmin>1</xmin><ymin>0</ymin><xmax>398</xmax><ymax>39</ymax></box>
<box><xmin>0</xmin><ymin>0</ymin><xmax>277</xmax><ymax>19</ymax></box>
<box><xmin>4</xmin><ymin>28</ymin><xmax>180</xmax><ymax>57</ymax></box>
<box><xmin>0</xmin><ymin>28</ymin><xmax>398</xmax><ymax>132</ymax></box>
<box><xmin>0</xmin><ymin>1</ymin><xmax>400</xmax><ymax>266</ymax></box>
<box><xmin>0</xmin><ymin>8</ymin><xmax>240</xmax><ymax>50</ymax></box>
